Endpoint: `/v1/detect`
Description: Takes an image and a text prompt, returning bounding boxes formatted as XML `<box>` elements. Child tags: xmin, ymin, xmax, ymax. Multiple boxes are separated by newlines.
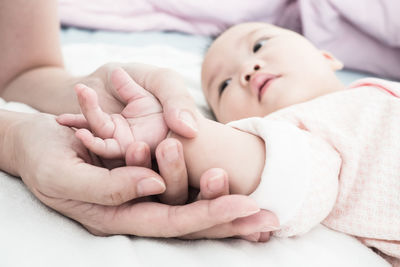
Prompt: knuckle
<box><xmin>102</xmin><ymin>186</ymin><xmax>125</xmax><ymax>206</ymax></box>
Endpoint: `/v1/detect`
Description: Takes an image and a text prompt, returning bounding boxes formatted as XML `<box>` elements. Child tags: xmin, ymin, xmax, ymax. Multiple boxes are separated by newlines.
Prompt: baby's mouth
<box><xmin>257</xmin><ymin>75</ymin><xmax>280</xmax><ymax>101</ymax></box>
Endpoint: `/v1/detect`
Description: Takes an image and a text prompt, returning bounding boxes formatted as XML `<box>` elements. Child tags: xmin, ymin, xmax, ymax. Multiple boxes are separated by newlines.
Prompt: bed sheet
<box><xmin>0</xmin><ymin>28</ymin><xmax>390</xmax><ymax>267</ymax></box>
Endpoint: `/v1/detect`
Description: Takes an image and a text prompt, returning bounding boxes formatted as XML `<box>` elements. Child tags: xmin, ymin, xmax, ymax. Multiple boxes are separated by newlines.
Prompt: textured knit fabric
<box><xmin>229</xmin><ymin>78</ymin><xmax>400</xmax><ymax>263</ymax></box>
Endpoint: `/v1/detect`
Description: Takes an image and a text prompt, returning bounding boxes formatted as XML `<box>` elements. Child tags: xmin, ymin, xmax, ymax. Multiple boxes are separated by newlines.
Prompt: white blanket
<box><xmin>0</xmin><ymin>44</ymin><xmax>389</xmax><ymax>267</ymax></box>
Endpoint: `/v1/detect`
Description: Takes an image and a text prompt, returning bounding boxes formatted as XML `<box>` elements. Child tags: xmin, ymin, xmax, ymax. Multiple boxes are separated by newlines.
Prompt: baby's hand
<box><xmin>57</xmin><ymin>68</ymin><xmax>168</xmax><ymax>162</ymax></box>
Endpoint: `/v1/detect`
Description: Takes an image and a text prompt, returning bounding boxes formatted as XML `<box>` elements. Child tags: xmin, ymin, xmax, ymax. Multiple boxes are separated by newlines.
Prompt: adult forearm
<box><xmin>171</xmin><ymin>116</ymin><xmax>266</xmax><ymax>195</ymax></box>
<box><xmin>0</xmin><ymin>110</ymin><xmax>26</xmax><ymax>176</ymax></box>
<box><xmin>1</xmin><ymin>67</ymin><xmax>84</xmax><ymax>114</ymax></box>
<box><xmin>0</xmin><ymin>0</ymin><xmax>84</xmax><ymax>114</ymax></box>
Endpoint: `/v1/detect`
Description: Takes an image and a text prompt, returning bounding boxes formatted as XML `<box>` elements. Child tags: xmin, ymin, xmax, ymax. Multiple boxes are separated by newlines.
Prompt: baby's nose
<box><xmin>242</xmin><ymin>64</ymin><xmax>261</xmax><ymax>84</ymax></box>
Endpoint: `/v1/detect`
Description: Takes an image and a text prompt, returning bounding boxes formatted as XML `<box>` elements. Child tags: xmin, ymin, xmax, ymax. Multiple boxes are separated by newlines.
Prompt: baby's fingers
<box><xmin>75</xmin><ymin>129</ymin><xmax>123</xmax><ymax>159</ymax></box>
<box><xmin>56</xmin><ymin>113</ymin><xmax>89</xmax><ymax>129</ymax></box>
<box><xmin>75</xmin><ymin>84</ymin><xmax>115</xmax><ymax>139</ymax></box>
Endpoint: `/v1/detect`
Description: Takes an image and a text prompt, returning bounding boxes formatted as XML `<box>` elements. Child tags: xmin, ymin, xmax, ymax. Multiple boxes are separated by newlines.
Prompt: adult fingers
<box><xmin>125</xmin><ymin>141</ymin><xmax>152</xmax><ymax>168</ymax></box>
<box><xmin>239</xmin><ymin>231</ymin><xmax>271</xmax><ymax>242</ymax></box>
<box><xmin>100</xmin><ymin>195</ymin><xmax>261</xmax><ymax>237</ymax></box>
<box><xmin>156</xmin><ymin>138</ymin><xmax>188</xmax><ymax>205</ymax></box>
<box><xmin>193</xmin><ymin>172</ymin><xmax>277</xmax><ymax>242</ymax></box>
<box><xmin>197</xmin><ymin>168</ymin><xmax>229</xmax><ymax>200</ymax></box>
<box><xmin>109</xmin><ymin>67</ymin><xmax>152</xmax><ymax>105</ymax></box>
<box><xmin>53</xmin><ymin>163</ymin><xmax>166</xmax><ymax>206</ymax></box>
<box><xmin>147</xmin><ymin>69</ymin><xmax>199</xmax><ymax>139</ymax></box>
<box><xmin>258</xmin><ymin>232</ymin><xmax>272</xmax><ymax>242</ymax></box>
<box><xmin>180</xmin><ymin>209</ymin><xmax>279</xmax><ymax>241</ymax></box>
<box><xmin>239</xmin><ymin>233</ymin><xmax>262</xmax><ymax>242</ymax></box>
<box><xmin>75</xmin><ymin>83</ymin><xmax>115</xmax><ymax>139</ymax></box>
<box><xmin>122</xmin><ymin>65</ymin><xmax>198</xmax><ymax>138</ymax></box>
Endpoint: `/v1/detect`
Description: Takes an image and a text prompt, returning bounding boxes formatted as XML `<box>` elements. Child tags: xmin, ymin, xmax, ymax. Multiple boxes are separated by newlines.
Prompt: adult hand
<box><xmin>58</xmin><ymin>68</ymin><xmax>169</xmax><ymax>158</ymax></box>
<box><xmin>8</xmin><ymin>112</ymin><xmax>277</xmax><ymax>238</ymax></box>
<box><xmin>78</xmin><ymin>64</ymin><xmax>198</xmax><ymax>139</ymax></box>
<box><xmin>57</xmin><ymin>65</ymin><xmax>198</xmax><ymax>203</ymax></box>
<box><xmin>189</xmin><ymin>171</ymin><xmax>278</xmax><ymax>242</ymax></box>
<box><xmin>155</xmin><ymin>138</ymin><xmax>280</xmax><ymax>241</ymax></box>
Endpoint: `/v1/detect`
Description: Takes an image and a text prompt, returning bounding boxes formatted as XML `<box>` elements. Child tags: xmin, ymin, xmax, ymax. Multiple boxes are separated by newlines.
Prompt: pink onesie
<box><xmin>229</xmin><ymin>78</ymin><xmax>400</xmax><ymax>264</ymax></box>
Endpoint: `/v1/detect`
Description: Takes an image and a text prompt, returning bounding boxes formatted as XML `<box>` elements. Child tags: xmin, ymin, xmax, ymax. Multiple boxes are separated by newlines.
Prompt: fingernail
<box><xmin>179</xmin><ymin>111</ymin><xmax>198</xmax><ymax>132</ymax></box>
<box><xmin>261</xmin><ymin>225</ymin><xmax>280</xmax><ymax>232</ymax></box>
<box><xmin>239</xmin><ymin>208</ymin><xmax>260</xmax><ymax>218</ymax></box>
<box><xmin>163</xmin><ymin>142</ymin><xmax>179</xmax><ymax>163</ymax></box>
<box><xmin>137</xmin><ymin>177</ymin><xmax>165</xmax><ymax>197</ymax></box>
<box><xmin>207</xmin><ymin>174</ymin><xmax>224</xmax><ymax>192</ymax></box>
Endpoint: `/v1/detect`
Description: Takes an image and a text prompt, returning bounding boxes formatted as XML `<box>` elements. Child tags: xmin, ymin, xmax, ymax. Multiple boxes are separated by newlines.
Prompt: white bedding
<box><xmin>0</xmin><ymin>43</ymin><xmax>390</xmax><ymax>267</ymax></box>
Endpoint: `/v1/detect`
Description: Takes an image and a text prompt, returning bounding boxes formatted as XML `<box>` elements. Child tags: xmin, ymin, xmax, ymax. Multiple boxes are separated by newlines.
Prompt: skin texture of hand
<box><xmin>81</xmin><ymin>64</ymin><xmax>199</xmax><ymax>139</ymax></box>
<box><xmin>185</xmin><ymin>168</ymin><xmax>278</xmax><ymax>242</ymax></box>
<box><xmin>55</xmin><ymin>76</ymin><xmax>280</xmax><ymax>241</ymax></box>
<box><xmin>5</xmin><ymin>111</ymin><xmax>279</xmax><ymax>239</ymax></box>
<box><xmin>58</xmin><ymin>68</ymin><xmax>168</xmax><ymax>158</ymax></box>
<box><xmin>57</xmin><ymin>67</ymin><xmax>188</xmax><ymax>203</ymax></box>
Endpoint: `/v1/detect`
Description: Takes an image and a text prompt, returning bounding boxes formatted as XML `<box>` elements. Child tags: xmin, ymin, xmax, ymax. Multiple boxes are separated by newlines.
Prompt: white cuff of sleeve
<box><xmin>228</xmin><ymin>118</ymin><xmax>312</xmax><ymax>226</ymax></box>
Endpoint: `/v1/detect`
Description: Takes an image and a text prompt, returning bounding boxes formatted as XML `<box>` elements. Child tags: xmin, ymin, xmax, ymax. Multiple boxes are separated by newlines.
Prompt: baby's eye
<box><xmin>218</xmin><ymin>79</ymin><xmax>231</xmax><ymax>96</ymax></box>
<box><xmin>253</xmin><ymin>39</ymin><xmax>268</xmax><ymax>53</ymax></box>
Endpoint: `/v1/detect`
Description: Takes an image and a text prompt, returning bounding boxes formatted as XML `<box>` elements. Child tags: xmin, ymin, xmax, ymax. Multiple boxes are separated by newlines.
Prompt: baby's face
<box><xmin>202</xmin><ymin>22</ymin><xmax>343</xmax><ymax>123</ymax></box>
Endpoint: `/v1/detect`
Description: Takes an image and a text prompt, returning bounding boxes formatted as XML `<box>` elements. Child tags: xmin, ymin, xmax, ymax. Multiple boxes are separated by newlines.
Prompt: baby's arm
<box><xmin>169</xmin><ymin>115</ymin><xmax>265</xmax><ymax>195</ymax></box>
<box><xmin>171</xmin><ymin>114</ymin><xmax>342</xmax><ymax>237</ymax></box>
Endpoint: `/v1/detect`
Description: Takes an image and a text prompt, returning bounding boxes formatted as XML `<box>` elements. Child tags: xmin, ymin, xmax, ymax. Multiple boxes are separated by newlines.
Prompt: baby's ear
<box><xmin>320</xmin><ymin>50</ymin><xmax>343</xmax><ymax>71</ymax></box>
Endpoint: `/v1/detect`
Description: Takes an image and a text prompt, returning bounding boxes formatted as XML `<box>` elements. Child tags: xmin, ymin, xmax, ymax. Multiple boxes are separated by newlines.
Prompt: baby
<box><xmin>59</xmin><ymin>23</ymin><xmax>400</xmax><ymax>263</ymax></box>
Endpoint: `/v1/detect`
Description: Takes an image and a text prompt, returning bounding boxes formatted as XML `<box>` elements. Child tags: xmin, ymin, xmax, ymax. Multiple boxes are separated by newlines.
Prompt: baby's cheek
<box><xmin>216</xmin><ymin>99</ymin><xmax>240</xmax><ymax>123</ymax></box>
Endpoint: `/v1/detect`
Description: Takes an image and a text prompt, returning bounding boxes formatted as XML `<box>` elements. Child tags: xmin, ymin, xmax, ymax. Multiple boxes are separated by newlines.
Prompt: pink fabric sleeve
<box><xmin>228</xmin><ymin>118</ymin><xmax>342</xmax><ymax>237</ymax></box>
